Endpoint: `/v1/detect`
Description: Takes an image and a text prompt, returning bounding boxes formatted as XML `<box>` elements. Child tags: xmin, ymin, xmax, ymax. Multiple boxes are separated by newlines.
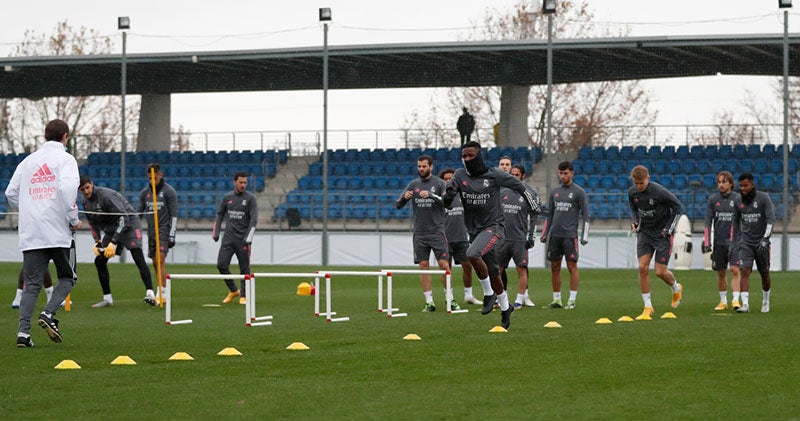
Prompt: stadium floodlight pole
<box><xmin>320</xmin><ymin>7</ymin><xmax>331</xmax><ymax>266</ymax></box>
<box><xmin>118</xmin><ymin>16</ymin><xmax>130</xmax><ymax>194</ymax></box>
<box><xmin>780</xmin><ymin>0</ymin><xmax>791</xmax><ymax>271</ymax></box>
<box><xmin>543</xmin><ymin>0</ymin><xmax>555</xmax><ymax>196</ymax></box>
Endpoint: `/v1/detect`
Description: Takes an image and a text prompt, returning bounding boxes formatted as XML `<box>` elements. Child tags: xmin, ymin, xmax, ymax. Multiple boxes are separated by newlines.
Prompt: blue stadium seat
<box><xmin>689</xmin><ymin>145</ymin><xmax>705</xmax><ymax>159</ymax></box>
<box><xmin>673</xmin><ymin>175</ymin><xmax>688</xmax><ymax>190</ymax></box>
<box><xmin>681</xmin><ymin>160</ymin><xmax>696</xmax><ymax>173</ymax></box>
<box><xmin>746</xmin><ymin>144</ymin><xmax>761</xmax><ymax>158</ymax></box>
<box><xmin>633</xmin><ymin>146</ymin><xmax>647</xmax><ymax>160</ymax></box>
<box><xmin>587</xmin><ymin>175</ymin><xmax>601</xmax><ymax>189</ymax></box>
<box><xmin>652</xmin><ymin>160</ymin><xmax>667</xmax><ymax>174</ymax></box>
<box><xmin>762</xmin><ymin>174</ymin><xmax>776</xmax><ymax>191</ymax></box>
<box><xmin>574</xmin><ymin>175</ymin><xmax>588</xmax><ymax>187</ymax></box>
<box><xmin>615</xmin><ymin>175</ymin><xmax>629</xmax><ymax>190</ymax></box>
<box><xmin>600</xmin><ymin>176</ymin><xmax>615</xmax><ymax>189</ymax></box>
<box><xmin>732</xmin><ymin>145</ymin><xmax>747</xmax><ymax>159</ymax></box>
<box><xmin>647</xmin><ymin>146</ymin><xmax>661</xmax><ymax>159</ymax></box>
<box><xmin>709</xmin><ymin>159</ymin><xmax>724</xmax><ymax>174</ymax></box>
<box><xmin>739</xmin><ymin>159</ymin><xmax>754</xmax><ymax>173</ymax></box>
<box><xmin>762</xmin><ymin>144</ymin><xmax>776</xmax><ymax>159</ymax></box>
<box><xmin>688</xmin><ymin>174</ymin><xmax>702</xmax><ymax>188</ymax></box>
<box><xmin>668</xmin><ymin>160</ymin><xmax>682</xmax><ymax>174</ymax></box>
<box><xmin>591</xmin><ymin>147</ymin><xmax>604</xmax><ymax>161</ymax></box>
<box><xmin>703</xmin><ymin>173</ymin><xmax>716</xmax><ymax>189</ymax></box>
<box><xmin>661</xmin><ymin>145</ymin><xmax>675</xmax><ymax>160</ymax></box>
<box><xmin>769</xmin><ymin>159</ymin><xmax>783</xmax><ymax>173</ymax></box>
<box><xmin>704</xmin><ymin>146</ymin><xmax>719</xmax><ymax>160</ymax></box>
<box><xmin>610</xmin><ymin>160</ymin><xmax>624</xmax><ymax>174</ymax></box>
<box><xmin>596</xmin><ymin>160</ymin><xmax>611</xmax><ymax>174</ymax></box>
<box><xmin>605</xmin><ymin>146</ymin><xmax>620</xmax><ymax>161</ymax></box>
<box><xmin>718</xmin><ymin>145</ymin><xmax>732</xmax><ymax>159</ymax></box>
<box><xmin>675</xmin><ymin>145</ymin><xmax>689</xmax><ymax>160</ymax></box>
<box><xmin>695</xmin><ymin>159</ymin><xmax>711</xmax><ymax>174</ymax></box>
<box><xmin>620</xmin><ymin>146</ymin><xmax>634</xmax><ymax>161</ymax></box>
<box><xmin>582</xmin><ymin>161</ymin><xmax>597</xmax><ymax>174</ymax></box>
<box><xmin>577</xmin><ymin>146</ymin><xmax>591</xmax><ymax>161</ymax></box>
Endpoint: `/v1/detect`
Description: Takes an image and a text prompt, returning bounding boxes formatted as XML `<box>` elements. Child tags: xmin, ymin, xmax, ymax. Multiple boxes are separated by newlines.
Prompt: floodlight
<box><xmin>543</xmin><ymin>0</ymin><xmax>556</xmax><ymax>14</ymax></box>
<box><xmin>319</xmin><ymin>8</ymin><xmax>332</xmax><ymax>21</ymax></box>
<box><xmin>118</xmin><ymin>16</ymin><xmax>130</xmax><ymax>30</ymax></box>
<box><xmin>779</xmin><ymin>0</ymin><xmax>792</xmax><ymax>8</ymax></box>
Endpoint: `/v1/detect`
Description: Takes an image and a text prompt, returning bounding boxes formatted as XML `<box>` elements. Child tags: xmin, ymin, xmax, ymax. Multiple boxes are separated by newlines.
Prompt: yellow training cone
<box><xmin>286</xmin><ymin>342</ymin><xmax>310</xmax><ymax>350</ymax></box>
<box><xmin>217</xmin><ymin>347</ymin><xmax>243</xmax><ymax>356</ymax></box>
<box><xmin>544</xmin><ymin>321</ymin><xmax>562</xmax><ymax>328</ymax></box>
<box><xmin>595</xmin><ymin>318</ymin><xmax>613</xmax><ymax>324</ymax></box>
<box><xmin>403</xmin><ymin>334</ymin><xmax>421</xmax><ymax>340</ymax></box>
<box><xmin>55</xmin><ymin>359</ymin><xmax>81</xmax><ymax>369</ymax></box>
<box><xmin>168</xmin><ymin>352</ymin><xmax>194</xmax><ymax>361</ymax></box>
<box><xmin>660</xmin><ymin>312</ymin><xmax>677</xmax><ymax>319</ymax></box>
<box><xmin>617</xmin><ymin>316</ymin><xmax>634</xmax><ymax>322</ymax></box>
<box><xmin>296</xmin><ymin>282</ymin><xmax>313</xmax><ymax>296</ymax></box>
<box><xmin>489</xmin><ymin>326</ymin><xmax>507</xmax><ymax>333</ymax></box>
<box><xmin>110</xmin><ymin>355</ymin><xmax>137</xmax><ymax>365</ymax></box>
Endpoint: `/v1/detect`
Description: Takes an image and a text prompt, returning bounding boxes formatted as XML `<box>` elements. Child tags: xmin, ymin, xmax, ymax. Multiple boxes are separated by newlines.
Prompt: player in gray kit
<box><xmin>440</xmin><ymin>168</ymin><xmax>481</xmax><ymax>305</ymax></box>
<box><xmin>443</xmin><ymin>141</ymin><xmax>540</xmax><ymax>329</ymax></box>
<box><xmin>138</xmin><ymin>162</ymin><xmax>178</xmax><ymax>305</ymax></box>
<box><xmin>702</xmin><ymin>170</ymin><xmax>741</xmax><ymax>311</ymax></box>
<box><xmin>627</xmin><ymin>165</ymin><xmax>683</xmax><ymax>320</ymax></box>
<box><xmin>396</xmin><ymin>156</ymin><xmax>458</xmax><ymax>311</ymax></box>
<box><xmin>80</xmin><ymin>174</ymin><xmax>156</xmax><ymax>308</ymax></box>
<box><xmin>497</xmin><ymin>164</ymin><xmax>541</xmax><ymax>309</ymax></box>
<box><xmin>540</xmin><ymin>161</ymin><xmax>589</xmax><ymax>310</ymax></box>
<box><xmin>212</xmin><ymin>172</ymin><xmax>258</xmax><ymax>305</ymax></box>
<box><xmin>731</xmin><ymin>172</ymin><xmax>775</xmax><ymax>313</ymax></box>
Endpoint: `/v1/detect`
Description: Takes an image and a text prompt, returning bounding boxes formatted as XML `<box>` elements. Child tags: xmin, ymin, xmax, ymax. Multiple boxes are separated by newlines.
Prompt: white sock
<box><xmin>464</xmin><ymin>287</ymin><xmax>473</xmax><ymax>300</ymax></box>
<box><xmin>103</xmin><ymin>294</ymin><xmax>114</xmax><ymax>304</ymax></box>
<box><xmin>762</xmin><ymin>290</ymin><xmax>770</xmax><ymax>303</ymax></box>
<box><xmin>515</xmin><ymin>294</ymin><xmax>525</xmax><ymax>304</ymax></box>
<box><xmin>642</xmin><ymin>293</ymin><xmax>652</xmax><ymax>308</ymax></box>
<box><xmin>13</xmin><ymin>288</ymin><xmax>23</xmax><ymax>301</ymax></box>
<box><xmin>553</xmin><ymin>291</ymin><xmax>562</xmax><ymax>301</ymax></box>
<box><xmin>478</xmin><ymin>277</ymin><xmax>492</xmax><ymax>296</ymax></box>
<box><xmin>443</xmin><ymin>288</ymin><xmax>453</xmax><ymax>301</ymax></box>
<box><xmin>672</xmin><ymin>282</ymin><xmax>682</xmax><ymax>292</ymax></box>
<box><xmin>497</xmin><ymin>291</ymin><xmax>510</xmax><ymax>311</ymax></box>
<box><xmin>146</xmin><ymin>289</ymin><xmax>155</xmax><ymax>297</ymax></box>
<box><xmin>741</xmin><ymin>292</ymin><xmax>749</xmax><ymax>306</ymax></box>
<box><xmin>423</xmin><ymin>290</ymin><xmax>433</xmax><ymax>304</ymax></box>
<box><xmin>569</xmin><ymin>290</ymin><xmax>578</xmax><ymax>302</ymax></box>
<box><xmin>732</xmin><ymin>291</ymin><xmax>741</xmax><ymax>302</ymax></box>
<box><xmin>719</xmin><ymin>291</ymin><xmax>728</xmax><ymax>304</ymax></box>
<box><xmin>45</xmin><ymin>286</ymin><xmax>54</xmax><ymax>303</ymax></box>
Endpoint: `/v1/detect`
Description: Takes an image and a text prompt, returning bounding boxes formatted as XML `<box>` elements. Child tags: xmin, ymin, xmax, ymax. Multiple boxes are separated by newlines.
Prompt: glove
<box><xmin>168</xmin><ymin>236</ymin><xmax>176</xmax><ymax>249</ymax></box>
<box><xmin>660</xmin><ymin>228</ymin><xmax>671</xmax><ymax>238</ymax></box>
<box><xmin>580</xmin><ymin>239</ymin><xmax>588</xmax><ymax>246</ymax></box>
<box><xmin>212</xmin><ymin>234</ymin><xmax>219</xmax><ymax>243</ymax></box>
<box><xmin>539</xmin><ymin>235</ymin><xmax>547</xmax><ymax>243</ymax></box>
<box><xmin>525</xmin><ymin>236</ymin><xmax>535</xmax><ymax>249</ymax></box>
<box><xmin>93</xmin><ymin>241</ymin><xmax>102</xmax><ymax>257</ymax></box>
<box><xmin>701</xmin><ymin>244</ymin><xmax>712</xmax><ymax>254</ymax></box>
<box><xmin>756</xmin><ymin>240</ymin><xmax>769</xmax><ymax>259</ymax></box>
<box><xmin>103</xmin><ymin>242</ymin><xmax>117</xmax><ymax>259</ymax></box>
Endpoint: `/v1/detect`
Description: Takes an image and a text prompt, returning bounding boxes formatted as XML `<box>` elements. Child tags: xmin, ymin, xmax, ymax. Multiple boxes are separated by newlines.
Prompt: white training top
<box><xmin>5</xmin><ymin>141</ymin><xmax>80</xmax><ymax>251</ymax></box>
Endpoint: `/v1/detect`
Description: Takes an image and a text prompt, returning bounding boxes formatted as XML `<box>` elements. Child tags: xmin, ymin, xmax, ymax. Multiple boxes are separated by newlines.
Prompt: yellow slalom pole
<box><xmin>64</xmin><ymin>293</ymin><xmax>71</xmax><ymax>312</ymax></box>
<box><xmin>149</xmin><ymin>167</ymin><xmax>164</xmax><ymax>308</ymax></box>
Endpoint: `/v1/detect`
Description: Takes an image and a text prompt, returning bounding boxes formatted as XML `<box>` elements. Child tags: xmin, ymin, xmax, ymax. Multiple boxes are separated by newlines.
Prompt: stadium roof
<box><xmin>1</xmin><ymin>33</ymin><xmax>799</xmax><ymax>99</ymax></box>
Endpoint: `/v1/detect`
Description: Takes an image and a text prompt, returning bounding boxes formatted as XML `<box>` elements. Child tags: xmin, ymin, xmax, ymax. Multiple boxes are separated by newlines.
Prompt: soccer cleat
<box><xmin>513</xmin><ymin>302</ymin><xmax>523</xmax><ymax>310</ymax></box>
<box><xmin>481</xmin><ymin>294</ymin><xmax>496</xmax><ymax>315</ymax></box>
<box><xmin>500</xmin><ymin>304</ymin><xmax>514</xmax><ymax>329</ymax></box>
<box><xmin>635</xmin><ymin>306</ymin><xmax>654</xmax><ymax>321</ymax></box>
<box><xmin>239</xmin><ymin>297</ymin><xmax>247</xmax><ymax>305</ymax></box>
<box><xmin>736</xmin><ymin>304</ymin><xmax>750</xmax><ymax>313</ymax></box>
<box><xmin>523</xmin><ymin>296</ymin><xmax>536</xmax><ymax>307</ymax></box>
<box><xmin>16</xmin><ymin>335</ymin><xmax>34</xmax><ymax>348</ymax></box>
<box><xmin>549</xmin><ymin>299</ymin><xmax>563</xmax><ymax>309</ymax></box>
<box><xmin>732</xmin><ymin>301</ymin><xmax>741</xmax><ymax>310</ymax></box>
<box><xmin>37</xmin><ymin>313</ymin><xmax>62</xmax><ymax>343</ymax></box>
<box><xmin>11</xmin><ymin>299</ymin><xmax>20</xmax><ymax>309</ymax></box>
<box><xmin>422</xmin><ymin>303</ymin><xmax>436</xmax><ymax>312</ymax></box>
<box><xmin>714</xmin><ymin>302</ymin><xmax>728</xmax><ymax>311</ymax></box>
<box><xmin>761</xmin><ymin>302</ymin><xmax>770</xmax><ymax>313</ymax></box>
<box><xmin>565</xmin><ymin>300</ymin><xmax>576</xmax><ymax>309</ymax></box>
<box><xmin>143</xmin><ymin>295</ymin><xmax>157</xmax><ymax>307</ymax></box>
<box><xmin>222</xmin><ymin>290</ymin><xmax>240</xmax><ymax>304</ymax></box>
<box><xmin>671</xmin><ymin>283</ymin><xmax>683</xmax><ymax>308</ymax></box>
<box><xmin>449</xmin><ymin>301</ymin><xmax>461</xmax><ymax>311</ymax></box>
<box><xmin>464</xmin><ymin>296</ymin><xmax>482</xmax><ymax>305</ymax></box>
<box><xmin>92</xmin><ymin>300</ymin><xmax>113</xmax><ymax>308</ymax></box>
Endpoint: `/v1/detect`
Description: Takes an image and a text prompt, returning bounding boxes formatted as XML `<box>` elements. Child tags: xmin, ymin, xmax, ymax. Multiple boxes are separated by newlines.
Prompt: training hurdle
<box><xmin>380</xmin><ymin>269</ymin><xmax>468</xmax><ymax>316</ymax></box>
<box><xmin>315</xmin><ymin>270</ymin><xmax>394</xmax><ymax>322</ymax></box>
<box><xmin>165</xmin><ymin>274</ymin><xmax>248</xmax><ymax>326</ymax></box>
<box><xmin>248</xmin><ymin>272</ymin><xmax>321</xmax><ymax>327</ymax></box>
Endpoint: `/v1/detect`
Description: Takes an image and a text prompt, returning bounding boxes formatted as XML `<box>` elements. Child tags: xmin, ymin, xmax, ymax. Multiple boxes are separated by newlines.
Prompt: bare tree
<box><xmin>0</xmin><ymin>21</ymin><xmax>140</xmax><ymax>159</ymax></box>
<box><xmin>403</xmin><ymin>0</ymin><xmax>657</xmax><ymax>152</ymax></box>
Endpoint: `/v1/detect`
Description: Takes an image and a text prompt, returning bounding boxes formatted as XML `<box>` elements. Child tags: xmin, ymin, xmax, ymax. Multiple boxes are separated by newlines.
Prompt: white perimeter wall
<box><xmin>0</xmin><ymin>231</ymin><xmax>798</xmax><ymax>270</ymax></box>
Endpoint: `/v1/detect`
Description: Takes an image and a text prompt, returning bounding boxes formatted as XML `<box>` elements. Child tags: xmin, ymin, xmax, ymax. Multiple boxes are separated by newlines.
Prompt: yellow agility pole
<box><xmin>149</xmin><ymin>167</ymin><xmax>164</xmax><ymax>308</ymax></box>
<box><xmin>64</xmin><ymin>293</ymin><xmax>71</xmax><ymax>312</ymax></box>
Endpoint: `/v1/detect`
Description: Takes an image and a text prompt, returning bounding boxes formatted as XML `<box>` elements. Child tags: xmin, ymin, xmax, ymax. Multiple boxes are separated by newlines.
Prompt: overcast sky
<box><xmin>1</xmin><ymin>0</ymin><xmax>797</xmax><ymax>137</ymax></box>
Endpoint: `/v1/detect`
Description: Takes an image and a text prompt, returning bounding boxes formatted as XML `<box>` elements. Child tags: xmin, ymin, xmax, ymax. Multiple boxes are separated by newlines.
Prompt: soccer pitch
<box><xmin>0</xmin><ymin>262</ymin><xmax>798</xmax><ymax>419</ymax></box>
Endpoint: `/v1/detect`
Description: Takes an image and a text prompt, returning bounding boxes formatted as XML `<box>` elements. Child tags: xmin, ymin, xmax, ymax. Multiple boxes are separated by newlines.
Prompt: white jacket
<box><xmin>5</xmin><ymin>141</ymin><xmax>80</xmax><ymax>251</ymax></box>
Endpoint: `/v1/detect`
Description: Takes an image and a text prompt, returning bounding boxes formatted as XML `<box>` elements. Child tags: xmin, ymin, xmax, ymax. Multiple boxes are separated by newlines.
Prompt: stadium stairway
<box><xmin>255</xmin><ymin>155</ymin><xmax>317</xmax><ymax>230</ymax></box>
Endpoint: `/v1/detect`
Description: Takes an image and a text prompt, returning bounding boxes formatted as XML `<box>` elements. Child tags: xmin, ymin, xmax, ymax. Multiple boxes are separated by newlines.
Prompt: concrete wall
<box><xmin>497</xmin><ymin>85</ymin><xmax>530</xmax><ymax>147</ymax></box>
<box><xmin>136</xmin><ymin>94</ymin><xmax>171</xmax><ymax>152</ymax></box>
<box><xmin>0</xmin><ymin>231</ymin><xmax>797</xmax><ymax>270</ymax></box>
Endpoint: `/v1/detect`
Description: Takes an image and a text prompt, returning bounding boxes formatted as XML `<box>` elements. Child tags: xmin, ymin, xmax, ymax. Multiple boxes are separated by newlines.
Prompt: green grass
<box><xmin>1</xmin><ymin>262</ymin><xmax>798</xmax><ymax>420</ymax></box>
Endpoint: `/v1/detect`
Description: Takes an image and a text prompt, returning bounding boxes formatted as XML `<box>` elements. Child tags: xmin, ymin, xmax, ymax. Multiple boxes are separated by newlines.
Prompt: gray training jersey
<box><xmin>213</xmin><ymin>190</ymin><xmax>258</xmax><ymax>244</ymax></box>
<box><xmin>395</xmin><ymin>176</ymin><xmax>447</xmax><ymax>236</ymax></box>
<box><xmin>545</xmin><ymin>182</ymin><xmax>589</xmax><ymax>238</ymax></box>
<box><xmin>628</xmin><ymin>181</ymin><xmax>682</xmax><ymax>234</ymax></box>
<box><xmin>500</xmin><ymin>184</ymin><xmax>540</xmax><ymax>241</ymax></box>
<box><xmin>83</xmin><ymin>186</ymin><xmax>142</xmax><ymax>244</ymax></box>
<box><xmin>444</xmin><ymin>194</ymin><xmax>469</xmax><ymax>243</ymax></box>
<box><xmin>138</xmin><ymin>180</ymin><xmax>178</xmax><ymax>238</ymax></box>
<box><xmin>704</xmin><ymin>191</ymin><xmax>739</xmax><ymax>247</ymax></box>
<box><xmin>732</xmin><ymin>190</ymin><xmax>775</xmax><ymax>247</ymax></box>
<box><xmin>443</xmin><ymin>167</ymin><xmax>540</xmax><ymax>236</ymax></box>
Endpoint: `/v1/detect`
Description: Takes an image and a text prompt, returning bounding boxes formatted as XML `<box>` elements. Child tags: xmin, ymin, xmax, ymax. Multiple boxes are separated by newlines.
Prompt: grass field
<box><xmin>0</xmin><ymin>261</ymin><xmax>798</xmax><ymax>420</ymax></box>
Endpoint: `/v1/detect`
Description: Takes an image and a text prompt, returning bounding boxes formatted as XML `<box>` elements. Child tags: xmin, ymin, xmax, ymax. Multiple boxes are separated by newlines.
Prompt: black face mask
<box><xmin>463</xmin><ymin>152</ymin><xmax>488</xmax><ymax>176</ymax></box>
<box><xmin>742</xmin><ymin>187</ymin><xmax>757</xmax><ymax>204</ymax></box>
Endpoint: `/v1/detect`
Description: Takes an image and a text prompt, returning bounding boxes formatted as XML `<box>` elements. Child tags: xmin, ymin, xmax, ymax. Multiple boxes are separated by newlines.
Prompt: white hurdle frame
<box><xmin>315</xmin><ymin>270</ymin><xmax>389</xmax><ymax>322</ymax></box>
<box><xmin>165</xmin><ymin>274</ymin><xmax>249</xmax><ymax>325</ymax></box>
<box><xmin>380</xmin><ymin>269</ymin><xmax>468</xmax><ymax>316</ymax></box>
<box><xmin>248</xmin><ymin>272</ymin><xmax>321</xmax><ymax>327</ymax></box>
